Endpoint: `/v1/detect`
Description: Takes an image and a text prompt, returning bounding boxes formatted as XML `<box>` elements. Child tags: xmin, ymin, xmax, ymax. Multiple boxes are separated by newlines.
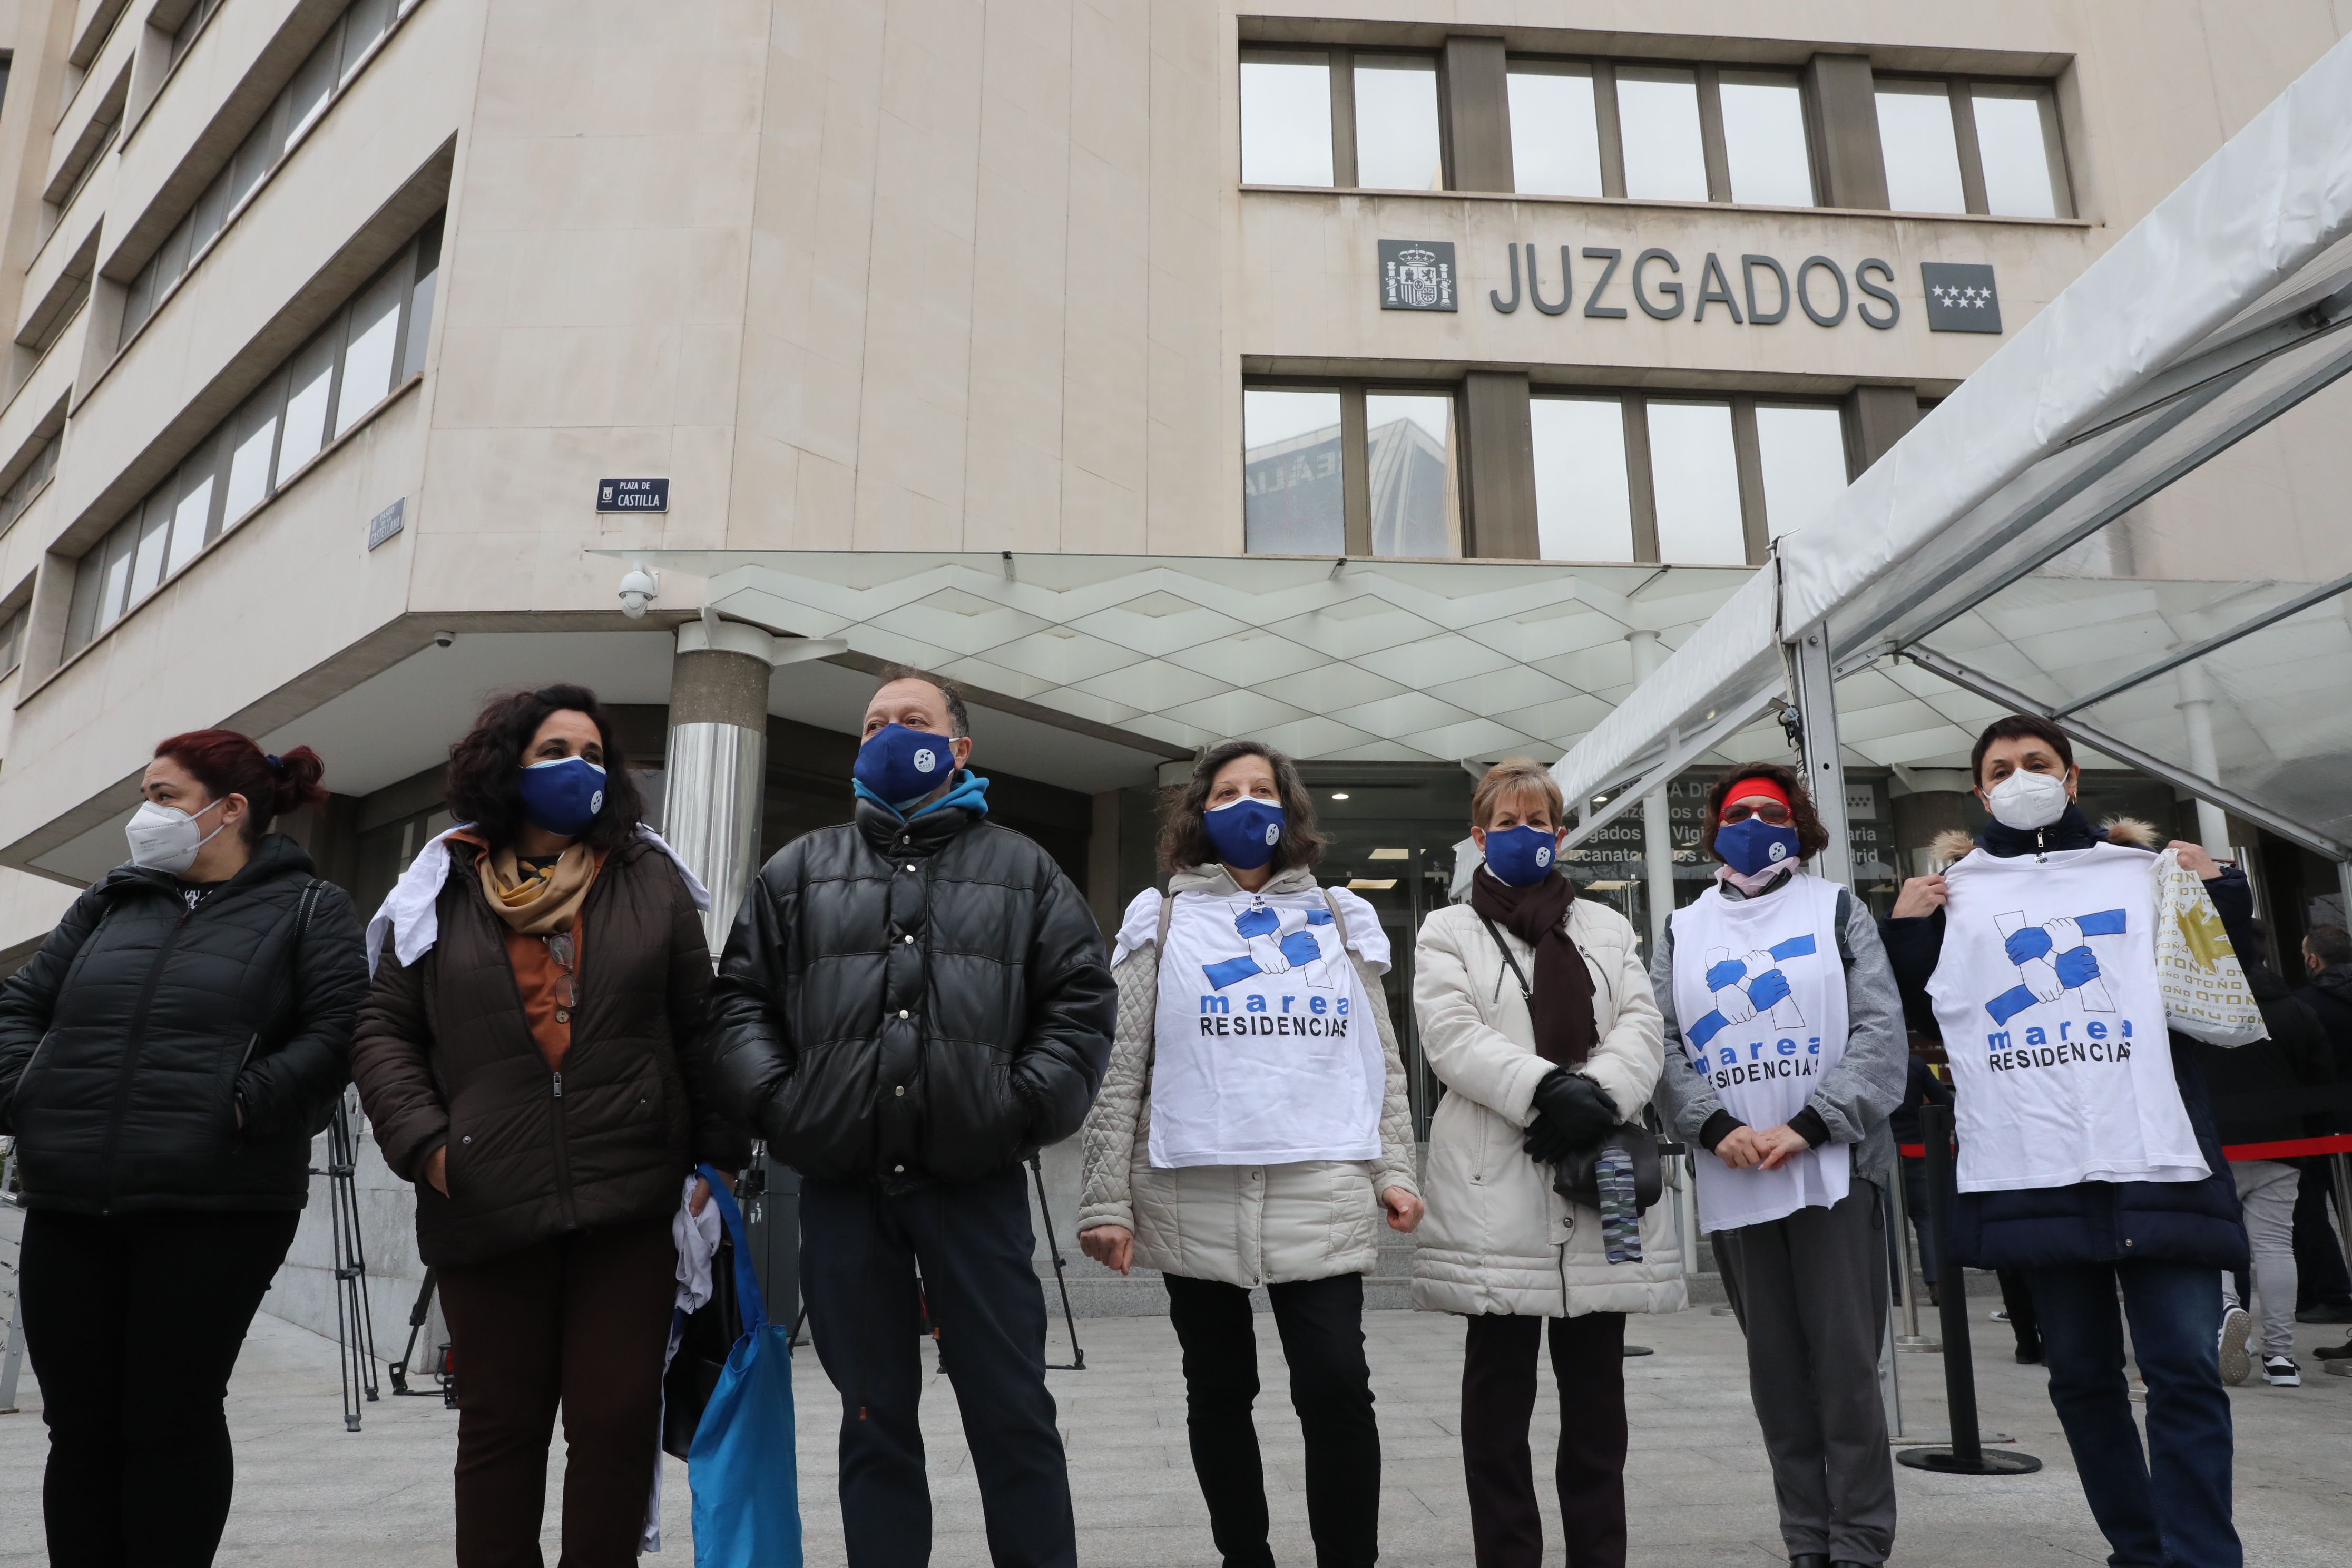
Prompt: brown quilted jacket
<box><xmin>353</xmin><ymin>837</ymin><xmax>752</xmax><ymax>1267</ymax></box>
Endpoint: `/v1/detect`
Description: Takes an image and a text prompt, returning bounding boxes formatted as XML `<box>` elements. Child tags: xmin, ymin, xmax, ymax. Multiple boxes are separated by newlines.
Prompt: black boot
<box><xmin>1790</xmin><ymin>1556</ymin><xmax>1830</xmax><ymax>1568</ymax></box>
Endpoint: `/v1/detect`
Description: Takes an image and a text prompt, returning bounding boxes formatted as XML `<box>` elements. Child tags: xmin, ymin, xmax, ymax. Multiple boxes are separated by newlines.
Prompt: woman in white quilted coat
<box><xmin>1077</xmin><ymin>740</ymin><xmax>1421</xmax><ymax>1568</ymax></box>
<box><xmin>1414</xmin><ymin>758</ymin><xmax>1684</xmax><ymax>1568</ymax></box>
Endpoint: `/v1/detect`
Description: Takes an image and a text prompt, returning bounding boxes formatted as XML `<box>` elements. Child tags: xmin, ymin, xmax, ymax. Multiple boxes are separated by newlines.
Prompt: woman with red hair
<box><xmin>0</xmin><ymin>728</ymin><xmax>367</xmax><ymax>1567</ymax></box>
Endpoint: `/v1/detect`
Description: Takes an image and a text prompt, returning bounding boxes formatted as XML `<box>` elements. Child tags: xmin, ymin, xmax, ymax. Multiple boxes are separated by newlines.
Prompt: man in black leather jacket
<box><xmin>708</xmin><ymin>671</ymin><xmax>1114</xmax><ymax>1568</ymax></box>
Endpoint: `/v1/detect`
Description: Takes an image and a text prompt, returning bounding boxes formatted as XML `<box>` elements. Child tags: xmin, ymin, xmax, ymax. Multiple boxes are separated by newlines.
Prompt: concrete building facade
<box><xmin>0</xmin><ymin>2</ymin><xmax>2345</xmax><ymax>1182</ymax></box>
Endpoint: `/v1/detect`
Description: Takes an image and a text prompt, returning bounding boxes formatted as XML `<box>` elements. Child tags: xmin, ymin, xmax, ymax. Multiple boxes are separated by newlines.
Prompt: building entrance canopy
<box><xmin>619</xmin><ymin>550</ymin><xmax>1753</xmax><ymax>767</ymax></box>
<box><xmin>1555</xmin><ymin>32</ymin><xmax>2352</xmax><ymax>863</ymax></box>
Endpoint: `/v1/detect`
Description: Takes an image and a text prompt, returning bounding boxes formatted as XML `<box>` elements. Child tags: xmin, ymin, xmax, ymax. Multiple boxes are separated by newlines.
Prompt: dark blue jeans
<box><xmin>800</xmin><ymin>1168</ymin><xmax>1075</xmax><ymax>1568</ymax></box>
<box><xmin>2025</xmin><ymin>1261</ymin><xmax>2239</xmax><ymax>1568</ymax></box>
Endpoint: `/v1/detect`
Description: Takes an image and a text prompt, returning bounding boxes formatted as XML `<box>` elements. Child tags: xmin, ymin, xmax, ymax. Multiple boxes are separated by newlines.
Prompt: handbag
<box><xmin>2151</xmin><ymin>848</ymin><xmax>2268</xmax><ymax>1047</ymax></box>
<box><xmin>661</xmin><ymin>1218</ymin><xmax>743</xmax><ymax>1462</ymax></box>
<box><xmin>1476</xmin><ymin>913</ymin><xmax>1665</xmax><ymax>1214</ymax></box>
<box><xmin>686</xmin><ymin>1164</ymin><xmax>803</xmax><ymax>1568</ymax></box>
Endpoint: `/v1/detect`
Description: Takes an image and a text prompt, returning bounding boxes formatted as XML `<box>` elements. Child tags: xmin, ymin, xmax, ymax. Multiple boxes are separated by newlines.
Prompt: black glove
<box><xmin>1522</xmin><ymin>1069</ymin><xmax>1619</xmax><ymax>1165</ymax></box>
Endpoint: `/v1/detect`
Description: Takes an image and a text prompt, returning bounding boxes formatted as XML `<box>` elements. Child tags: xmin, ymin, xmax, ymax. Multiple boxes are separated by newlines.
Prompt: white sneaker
<box><xmin>2261</xmin><ymin>1355</ymin><xmax>2301</xmax><ymax>1387</ymax></box>
<box><xmin>2218</xmin><ymin>1306</ymin><xmax>2253</xmax><ymax>1386</ymax></box>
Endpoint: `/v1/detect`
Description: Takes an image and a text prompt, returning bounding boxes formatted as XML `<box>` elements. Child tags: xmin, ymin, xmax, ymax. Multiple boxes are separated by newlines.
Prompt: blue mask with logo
<box><xmin>1203</xmin><ymin>796</ymin><xmax>1285</xmax><ymax>871</ymax></box>
<box><xmin>1714</xmin><ymin>817</ymin><xmax>1802</xmax><ymax>877</ymax></box>
<box><xmin>855</xmin><ymin>723</ymin><xmax>956</xmax><ymax>809</ymax></box>
<box><xmin>1482</xmin><ymin>824</ymin><xmax>1560</xmax><ymax>887</ymax></box>
<box><xmin>517</xmin><ymin>756</ymin><xmax>607</xmax><ymax>837</ymax></box>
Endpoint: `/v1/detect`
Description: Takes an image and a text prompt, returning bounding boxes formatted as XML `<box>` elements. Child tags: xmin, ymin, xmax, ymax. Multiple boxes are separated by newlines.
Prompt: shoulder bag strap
<box><xmin>1476</xmin><ymin>911</ymin><xmax>1534</xmax><ymax>1001</ymax></box>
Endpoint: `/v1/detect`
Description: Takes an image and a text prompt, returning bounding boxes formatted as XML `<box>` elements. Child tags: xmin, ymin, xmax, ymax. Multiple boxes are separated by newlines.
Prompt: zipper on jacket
<box><xmin>96</xmin><ymin>906</ymin><xmax>194</xmax><ymax>1214</ymax></box>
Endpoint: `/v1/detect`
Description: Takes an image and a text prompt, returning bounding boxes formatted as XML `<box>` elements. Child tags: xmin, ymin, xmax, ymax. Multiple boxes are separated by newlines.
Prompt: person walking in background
<box><xmin>707</xmin><ymin>670</ymin><xmax>1115</xmax><ymax>1568</ymax></box>
<box><xmin>1076</xmin><ymin>740</ymin><xmax>1422</xmax><ymax>1568</ymax></box>
<box><xmin>1882</xmin><ymin>715</ymin><xmax>2253</xmax><ymax>1568</ymax></box>
<box><xmin>1651</xmin><ymin>764</ymin><xmax>1907</xmax><ymax>1568</ymax></box>
<box><xmin>1413</xmin><ymin>759</ymin><xmax>1685</xmax><ymax>1568</ymax></box>
<box><xmin>2291</xmin><ymin>924</ymin><xmax>2352</xmax><ymax>1366</ymax></box>
<box><xmin>0</xmin><ymin>731</ymin><xmax>364</xmax><ymax>1568</ymax></box>
<box><xmin>1889</xmin><ymin>1046</ymin><xmax>1952</xmax><ymax>1307</ymax></box>
<box><xmin>353</xmin><ymin>685</ymin><xmax>748</xmax><ymax>1568</ymax></box>
<box><xmin>2192</xmin><ymin>922</ymin><xmax>2330</xmax><ymax>1387</ymax></box>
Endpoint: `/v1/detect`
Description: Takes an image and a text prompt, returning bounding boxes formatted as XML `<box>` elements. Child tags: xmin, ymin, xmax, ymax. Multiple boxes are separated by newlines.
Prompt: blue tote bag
<box><xmin>689</xmin><ymin>1165</ymin><xmax>803</xmax><ymax>1568</ymax></box>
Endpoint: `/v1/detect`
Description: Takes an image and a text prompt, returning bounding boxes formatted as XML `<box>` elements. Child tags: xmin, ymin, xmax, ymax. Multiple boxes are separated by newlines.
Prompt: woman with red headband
<box><xmin>1649</xmin><ymin>763</ymin><xmax>1906</xmax><ymax>1568</ymax></box>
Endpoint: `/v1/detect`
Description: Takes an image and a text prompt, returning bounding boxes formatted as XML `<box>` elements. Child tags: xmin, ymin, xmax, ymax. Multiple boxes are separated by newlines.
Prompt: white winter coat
<box><xmin>1075</xmin><ymin>866</ymin><xmax>1420</xmax><ymax>1290</ymax></box>
<box><xmin>1411</xmin><ymin>895</ymin><xmax>1687</xmax><ymax>1318</ymax></box>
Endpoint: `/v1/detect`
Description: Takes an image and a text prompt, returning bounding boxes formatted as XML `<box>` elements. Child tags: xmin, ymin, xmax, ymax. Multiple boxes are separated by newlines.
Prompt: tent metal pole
<box><xmin>1789</xmin><ymin>626</ymin><xmax>1854</xmax><ymax>886</ymax></box>
<box><xmin>1895</xmin><ymin>645</ymin><xmax>2352</xmax><ymax>859</ymax></box>
<box><xmin>1628</xmin><ymin>631</ymin><xmax>1675</xmax><ymax>952</ymax></box>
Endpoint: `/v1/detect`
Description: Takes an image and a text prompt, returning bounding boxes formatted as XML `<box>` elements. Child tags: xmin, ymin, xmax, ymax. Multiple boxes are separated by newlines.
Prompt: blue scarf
<box><xmin>853</xmin><ymin>770</ymin><xmax>992</xmax><ymax>821</ymax></box>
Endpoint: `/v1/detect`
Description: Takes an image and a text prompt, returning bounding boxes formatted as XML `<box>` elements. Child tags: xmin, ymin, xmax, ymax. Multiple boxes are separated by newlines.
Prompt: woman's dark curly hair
<box><xmin>1703</xmin><ymin>761</ymin><xmax>1831</xmax><ymax>866</ymax></box>
<box><xmin>1157</xmin><ymin>740</ymin><xmax>1326</xmax><ymax>875</ymax></box>
<box><xmin>446</xmin><ymin>684</ymin><xmax>645</xmax><ymax>854</ymax></box>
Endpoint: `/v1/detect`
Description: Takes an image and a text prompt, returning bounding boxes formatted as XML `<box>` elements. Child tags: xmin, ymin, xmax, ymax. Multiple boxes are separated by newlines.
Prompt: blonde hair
<box><xmin>1472</xmin><ymin>758</ymin><xmax>1566</xmax><ymax>831</ymax></box>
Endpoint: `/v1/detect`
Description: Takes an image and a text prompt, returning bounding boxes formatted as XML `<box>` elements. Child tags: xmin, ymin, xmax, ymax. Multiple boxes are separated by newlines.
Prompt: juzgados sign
<box><xmin>1378</xmin><ymin>240</ymin><xmax>2002</xmax><ymax>334</ymax></box>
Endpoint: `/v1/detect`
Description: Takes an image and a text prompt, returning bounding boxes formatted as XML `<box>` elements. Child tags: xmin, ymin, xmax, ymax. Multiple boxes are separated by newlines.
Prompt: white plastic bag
<box><xmin>2151</xmin><ymin>848</ymin><xmax>2268</xmax><ymax>1047</ymax></box>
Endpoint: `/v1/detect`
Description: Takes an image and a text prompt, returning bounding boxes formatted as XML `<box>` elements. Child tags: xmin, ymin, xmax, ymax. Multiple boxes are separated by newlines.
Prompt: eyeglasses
<box><xmin>544</xmin><ymin>933</ymin><xmax>576</xmax><ymax>1008</ymax></box>
<box><xmin>1720</xmin><ymin>801</ymin><xmax>1792</xmax><ymax>827</ymax></box>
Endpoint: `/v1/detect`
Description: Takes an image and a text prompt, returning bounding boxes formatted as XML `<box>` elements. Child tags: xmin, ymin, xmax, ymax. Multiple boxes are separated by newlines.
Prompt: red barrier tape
<box><xmin>1898</xmin><ymin>1135</ymin><xmax>2352</xmax><ymax>1161</ymax></box>
<box><xmin>2222</xmin><ymin>1133</ymin><xmax>2352</xmax><ymax>1161</ymax></box>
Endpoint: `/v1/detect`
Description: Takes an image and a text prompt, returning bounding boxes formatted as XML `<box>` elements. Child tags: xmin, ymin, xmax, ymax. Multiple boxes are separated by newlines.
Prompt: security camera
<box><xmin>618</xmin><ymin>567</ymin><xmax>660</xmax><ymax>620</ymax></box>
<box><xmin>432</xmin><ymin>630</ymin><xmax>454</xmax><ymax>650</ymax></box>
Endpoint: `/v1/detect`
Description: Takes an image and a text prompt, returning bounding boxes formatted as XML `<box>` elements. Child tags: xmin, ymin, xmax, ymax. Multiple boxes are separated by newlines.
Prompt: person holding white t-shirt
<box><xmin>1651</xmin><ymin>763</ymin><xmax>1907</xmax><ymax>1568</ymax></box>
<box><xmin>1881</xmin><ymin>714</ymin><xmax>2255</xmax><ymax>1568</ymax></box>
<box><xmin>1077</xmin><ymin>740</ymin><xmax>1421</xmax><ymax>1568</ymax></box>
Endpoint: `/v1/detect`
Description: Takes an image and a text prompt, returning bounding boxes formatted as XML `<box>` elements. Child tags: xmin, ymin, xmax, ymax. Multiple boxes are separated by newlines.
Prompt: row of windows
<box><xmin>1242</xmin><ymin>382</ymin><xmax>1852</xmax><ymax>566</ymax></box>
<box><xmin>1240</xmin><ymin>48</ymin><xmax>2069</xmax><ymax>219</ymax></box>
<box><xmin>65</xmin><ymin>215</ymin><xmax>442</xmax><ymax>659</ymax></box>
<box><xmin>120</xmin><ymin>0</ymin><xmax>424</xmax><ymax>351</ymax></box>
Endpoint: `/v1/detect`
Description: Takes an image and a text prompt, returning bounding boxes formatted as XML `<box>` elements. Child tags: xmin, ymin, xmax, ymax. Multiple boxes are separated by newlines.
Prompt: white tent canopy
<box><xmin>1555</xmin><ymin>32</ymin><xmax>2352</xmax><ymax>864</ymax></box>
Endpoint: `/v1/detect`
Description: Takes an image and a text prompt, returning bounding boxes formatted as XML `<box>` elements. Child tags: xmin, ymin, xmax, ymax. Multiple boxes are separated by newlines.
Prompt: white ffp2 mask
<box><xmin>1983</xmin><ymin>769</ymin><xmax>2070</xmax><ymax>831</ymax></box>
<box><xmin>125</xmin><ymin>798</ymin><xmax>231</xmax><ymax>875</ymax></box>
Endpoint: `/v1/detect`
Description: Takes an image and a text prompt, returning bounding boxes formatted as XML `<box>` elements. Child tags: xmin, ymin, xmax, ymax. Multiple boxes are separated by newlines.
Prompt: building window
<box><xmin>1528</xmin><ymin>390</ymin><xmax>1849</xmax><ymax>565</ymax></box>
<box><xmin>167</xmin><ymin>0</ymin><xmax>224</xmax><ymax>71</ymax></box>
<box><xmin>1530</xmin><ymin>397</ymin><xmax>1633</xmax><ymax>561</ymax></box>
<box><xmin>1352</xmin><ymin>55</ymin><xmax>1444</xmax><ymax>191</ymax></box>
<box><xmin>0</xmin><ymin>603</ymin><xmax>26</xmax><ymax>678</ymax></box>
<box><xmin>119</xmin><ymin>0</ymin><xmax>425</xmax><ymax>352</ymax></box>
<box><xmin>0</xmin><ymin>434</ymin><xmax>62</xmax><ymax>536</ymax></box>
<box><xmin>1243</xmin><ymin>383</ymin><xmax>1464</xmax><ymax>559</ymax></box>
<box><xmin>1240</xmin><ymin>51</ymin><xmax>1335</xmax><ymax>186</ymax></box>
<box><xmin>1875</xmin><ymin>76</ymin><xmax>2070</xmax><ymax>217</ymax></box>
<box><xmin>1717</xmin><ymin>71</ymin><xmax>1814</xmax><ymax>207</ymax></box>
<box><xmin>1614</xmin><ymin>67</ymin><xmax>1709</xmax><ymax>202</ymax></box>
<box><xmin>1753</xmin><ymin>404</ymin><xmax>1850</xmax><ymax>540</ymax></box>
<box><xmin>65</xmin><ymin>215</ymin><xmax>442</xmax><ymax>660</ymax></box>
<box><xmin>1506</xmin><ymin>63</ymin><xmax>1603</xmax><ymax>198</ymax></box>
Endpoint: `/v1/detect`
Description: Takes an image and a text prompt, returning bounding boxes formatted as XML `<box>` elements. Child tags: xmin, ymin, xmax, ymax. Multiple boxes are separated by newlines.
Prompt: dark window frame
<box><xmin>1242</xmin><ymin>375</ymin><xmax>1471</xmax><ymax>559</ymax></box>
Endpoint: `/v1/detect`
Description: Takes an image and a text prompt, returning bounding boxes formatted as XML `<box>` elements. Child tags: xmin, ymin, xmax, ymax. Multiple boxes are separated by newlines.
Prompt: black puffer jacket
<box><xmin>0</xmin><ymin>835</ymin><xmax>367</xmax><ymax>1213</ymax></box>
<box><xmin>707</xmin><ymin>791</ymin><xmax>1115</xmax><ymax>1188</ymax></box>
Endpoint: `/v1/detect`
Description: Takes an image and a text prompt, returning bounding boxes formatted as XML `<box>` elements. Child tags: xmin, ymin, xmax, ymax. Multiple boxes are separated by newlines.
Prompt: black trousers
<box><xmin>799</xmin><ymin>1168</ymin><xmax>1075</xmax><ymax>1568</ymax></box>
<box><xmin>2290</xmin><ymin>1157</ymin><xmax>2352</xmax><ymax>1308</ymax></box>
<box><xmin>1162</xmin><ymin>1272</ymin><xmax>1380</xmax><ymax>1568</ymax></box>
<box><xmin>1461</xmin><ymin>1311</ymin><xmax>1628</xmax><ymax>1568</ymax></box>
<box><xmin>19</xmin><ymin>1206</ymin><xmax>301</xmax><ymax>1568</ymax></box>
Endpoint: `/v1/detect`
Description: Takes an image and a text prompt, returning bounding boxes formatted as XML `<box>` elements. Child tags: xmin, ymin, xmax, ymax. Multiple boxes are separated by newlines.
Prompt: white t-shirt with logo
<box><xmin>1115</xmin><ymin>886</ymin><xmax>1388</xmax><ymax>1169</ymax></box>
<box><xmin>1670</xmin><ymin>871</ymin><xmax>1852</xmax><ymax>1231</ymax></box>
<box><xmin>1926</xmin><ymin>842</ymin><xmax>2208</xmax><ymax>1192</ymax></box>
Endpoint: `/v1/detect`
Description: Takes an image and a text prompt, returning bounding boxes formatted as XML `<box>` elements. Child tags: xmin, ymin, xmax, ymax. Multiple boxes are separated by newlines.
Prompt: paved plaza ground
<box><xmin>2</xmin><ymin>1291</ymin><xmax>2347</xmax><ymax>1565</ymax></box>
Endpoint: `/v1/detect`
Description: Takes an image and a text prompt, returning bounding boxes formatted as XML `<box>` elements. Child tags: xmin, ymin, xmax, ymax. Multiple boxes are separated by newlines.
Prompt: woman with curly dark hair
<box><xmin>351</xmin><ymin>684</ymin><xmax>749</xmax><ymax>1567</ymax></box>
<box><xmin>1075</xmin><ymin>739</ymin><xmax>1420</xmax><ymax>1568</ymax></box>
<box><xmin>1648</xmin><ymin>761</ymin><xmax>1908</xmax><ymax>1568</ymax></box>
<box><xmin>0</xmin><ymin>729</ymin><xmax>365</xmax><ymax>1567</ymax></box>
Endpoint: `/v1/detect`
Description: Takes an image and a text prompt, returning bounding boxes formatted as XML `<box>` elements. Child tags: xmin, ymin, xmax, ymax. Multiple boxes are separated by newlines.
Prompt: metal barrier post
<box><xmin>2331</xmin><ymin>1153</ymin><xmax>2352</xmax><ymax>1272</ymax></box>
<box><xmin>1897</xmin><ymin>1105</ymin><xmax>2040</xmax><ymax>1477</ymax></box>
<box><xmin>1892</xmin><ymin>1162</ymin><xmax>1939</xmax><ymax>1352</ymax></box>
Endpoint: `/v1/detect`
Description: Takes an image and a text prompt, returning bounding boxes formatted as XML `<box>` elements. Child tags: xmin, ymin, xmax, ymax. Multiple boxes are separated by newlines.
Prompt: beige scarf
<box><xmin>475</xmin><ymin>842</ymin><xmax>598</xmax><ymax>935</ymax></box>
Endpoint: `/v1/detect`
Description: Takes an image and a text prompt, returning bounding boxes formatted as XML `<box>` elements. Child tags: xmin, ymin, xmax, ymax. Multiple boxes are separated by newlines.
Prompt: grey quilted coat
<box><xmin>1075</xmin><ymin>866</ymin><xmax>1419</xmax><ymax>1290</ymax></box>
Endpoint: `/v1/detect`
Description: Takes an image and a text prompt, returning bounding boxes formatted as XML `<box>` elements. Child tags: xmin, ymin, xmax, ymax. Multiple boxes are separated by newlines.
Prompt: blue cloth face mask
<box><xmin>854</xmin><ymin>723</ymin><xmax>957</xmax><ymax>809</ymax></box>
<box><xmin>1714</xmin><ymin>816</ymin><xmax>1802</xmax><ymax>877</ymax></box>
<box><xmin>1481</xmin><ymin>824</ymin><xmax>1560</xmax><ymax>887</ymax></box>
<box><xmin>1203</xmin><ymin>796</ymin><xmax>1285</xmax><ymax>871</ymax></box>
<box><xmin>517</xmin><ymin>756</ymin><xmax>607</xmax><ymax>838</ymax></box>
